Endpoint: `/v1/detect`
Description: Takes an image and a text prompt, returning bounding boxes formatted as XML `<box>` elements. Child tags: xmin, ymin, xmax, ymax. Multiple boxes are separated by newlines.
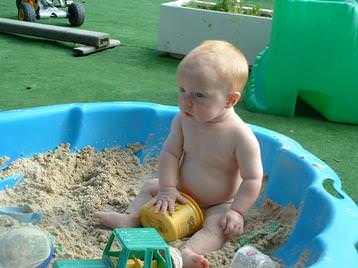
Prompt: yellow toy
<box><xmin>140</xmin><ymin>193</ymin><xmax>203</xmax><ymax>242</ymax></box>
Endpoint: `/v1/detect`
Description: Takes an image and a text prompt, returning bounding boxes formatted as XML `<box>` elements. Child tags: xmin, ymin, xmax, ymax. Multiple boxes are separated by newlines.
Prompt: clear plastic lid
<box><xmin>0</xmin><ymin>226</ymin><xmax>51</xmax><ymax>268</ymax></box>
<box><xmin>230</xmin><ymin>245</ymin><xmax>279</xmax><ymax>268</ymax></box>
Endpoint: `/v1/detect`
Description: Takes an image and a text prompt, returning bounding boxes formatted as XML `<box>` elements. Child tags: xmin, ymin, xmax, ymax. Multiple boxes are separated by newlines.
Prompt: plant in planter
<box><xmin>185</xmin><ymin>0</ymin><xmax>273</xmax><ymax>17</ymax></box>
<box><xmin>157</xmin><ymin>0</ymin><xmax>273</xmax><ymax>64</ymax></box>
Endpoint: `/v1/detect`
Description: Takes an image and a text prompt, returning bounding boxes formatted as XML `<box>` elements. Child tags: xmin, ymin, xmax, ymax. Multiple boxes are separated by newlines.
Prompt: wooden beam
<box><xmin>0</xmin><ymin>18</ymin><xmax>110</xmax><ymax>48</ymax></box>
<box><xmin>73</xmin><ymin>39</ymin><xmax>121</xmax><ymax>56</ymax></box>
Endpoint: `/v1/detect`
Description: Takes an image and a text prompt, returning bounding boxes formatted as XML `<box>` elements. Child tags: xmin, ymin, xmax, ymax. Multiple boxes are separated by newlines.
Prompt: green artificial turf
<box><xmin>0</xmin><ymin>0</ymin><xmax>357</xmax><ymax>205</ymax></box>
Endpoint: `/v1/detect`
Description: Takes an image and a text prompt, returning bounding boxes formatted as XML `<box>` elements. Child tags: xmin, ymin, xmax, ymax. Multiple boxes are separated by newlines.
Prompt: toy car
<box><xmin>54</xmin><ymin>228</ymin><xmax>174</xmax><ymax>268</ymax></box>
<box><xmin>16</xmin><ymin>0</ymin><xmax>85</xmax><ymax>27</ymax></box>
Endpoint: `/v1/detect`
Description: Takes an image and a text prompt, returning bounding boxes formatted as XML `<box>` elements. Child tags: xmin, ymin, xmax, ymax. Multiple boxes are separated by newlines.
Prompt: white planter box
<box><xmin>157</xmin><ymin>0</ymin><xmax>272</xmax><ymax>64</ymax></box>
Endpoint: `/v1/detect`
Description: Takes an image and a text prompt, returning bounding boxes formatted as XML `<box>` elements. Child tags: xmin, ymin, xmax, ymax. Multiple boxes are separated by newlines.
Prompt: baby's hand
<box><xmin>154</xmin><ymin>187</ymin><xmax>187</xmax><ymax>215</ymax></box>
<box><xmin>220</xmin><ymin>209</ymin><xmax>244</xmax><ymax>237</ymax></box>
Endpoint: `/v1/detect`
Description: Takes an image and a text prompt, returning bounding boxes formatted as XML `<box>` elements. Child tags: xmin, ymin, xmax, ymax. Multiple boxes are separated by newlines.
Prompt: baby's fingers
<box><xmin>176</xmin><ymin>194</ymin><xmax>188</xmax><ymax>204</ymax></box>
<box><xmin>168</xmin><ymin>199</ymin><xmax>176</xmax><ymax>215</ymax></box>
<box><xmin>223</xmin><ymin>221</ymin><xmax>236</xmax><ymax>236</ymax></box>
<box><xmin>160</xmin><ymin>199</ymin><xmax>169</xmax><ymax>214</ymax></box>
<box><xmin>226</xmin><ymin>221</ymin><xmax>243</xmax><ymax>236</ymax></box>
<box><xmin>154</xmin><ymin>199</ymin><xmax>163</xmax><ymax>213</ymax></box>
<box><xmin>154</xmin><ymin>199</ymin><xmax>168</xmax><ymax>214</ymax></box>
<box><xmin>220</xmin><ymin>217</ymin><xmax>228</xmax><ymax>232</ymax></box>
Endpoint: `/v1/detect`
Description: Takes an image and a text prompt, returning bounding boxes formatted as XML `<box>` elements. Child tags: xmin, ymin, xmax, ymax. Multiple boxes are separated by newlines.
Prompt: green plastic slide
<box><xmin>244</xmin><ymin>0</ymin><xmax>358</xmax><ymax>124</ymax></box>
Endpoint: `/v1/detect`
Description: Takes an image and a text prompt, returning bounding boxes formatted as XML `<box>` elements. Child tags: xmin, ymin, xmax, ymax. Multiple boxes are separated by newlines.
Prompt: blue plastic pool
<box><xmin>0</xmin><ymin>102</ymin><xmax>357</xmax><ymax>267</ymax></box>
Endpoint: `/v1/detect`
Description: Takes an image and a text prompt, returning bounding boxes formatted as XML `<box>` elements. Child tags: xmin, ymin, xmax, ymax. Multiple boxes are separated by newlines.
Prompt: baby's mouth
<box><xmin>183</xmin><ymin>111</ymin><xmax>192</xmax><ymax>117</ymax></box>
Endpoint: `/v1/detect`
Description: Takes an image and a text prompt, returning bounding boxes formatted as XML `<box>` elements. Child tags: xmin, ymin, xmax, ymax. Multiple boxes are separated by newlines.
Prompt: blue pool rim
<box><xmin>0</xmin><ymin>101</ymin><xmax>357</xmax><ymax>267</ymax></box>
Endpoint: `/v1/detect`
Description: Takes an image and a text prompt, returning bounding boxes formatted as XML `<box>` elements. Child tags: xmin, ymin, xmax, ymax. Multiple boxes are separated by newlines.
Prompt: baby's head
<box><xmin>177</xmin><ymin>40</ymin><xmax>248</xmax><ymax>122</ymax></box>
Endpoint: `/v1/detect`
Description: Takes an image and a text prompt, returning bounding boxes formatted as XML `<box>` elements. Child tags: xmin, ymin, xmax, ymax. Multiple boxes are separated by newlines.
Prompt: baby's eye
<box><xmin>195</xmin><ymin>92</ymin><xmax>204</xmax><ymax>98</ymax></box>
<box><xmin>179</xmin><ymin>87</ymin><xmax>186</xmax><ymax>93</ymax></box>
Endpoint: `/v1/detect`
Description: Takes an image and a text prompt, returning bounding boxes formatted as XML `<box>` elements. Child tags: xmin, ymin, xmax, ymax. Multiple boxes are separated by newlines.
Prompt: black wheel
<box><xmin>17</xmin><ymin>0</ymin><xmax>39</xmax><ymax>12</ymax></box>
<box><xmin>18</xmin><ymin>2</ymin><xmax>36</xmax><ymax>22</ymax></box>
<box><xmin>68</xmin><ymin>3</ymin><xmax>85</xmax><ymax>27</ymax></box>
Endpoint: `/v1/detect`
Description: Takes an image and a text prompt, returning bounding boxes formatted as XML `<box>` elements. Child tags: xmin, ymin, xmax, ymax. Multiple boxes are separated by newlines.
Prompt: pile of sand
<box><xmin>0</xmin><ymin>144</ymin><xmax>298</xmax><ymax>267</ymax></box>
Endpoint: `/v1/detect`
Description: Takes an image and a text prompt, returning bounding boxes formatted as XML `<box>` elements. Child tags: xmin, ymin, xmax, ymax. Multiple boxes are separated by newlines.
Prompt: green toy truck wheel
<box><xmin>68</xmin><ymin>2</ymin><xmax>85</xmax><ymax>27</ymax></box>
<box><xmin>18</xmin><ymin>2</ymin><xmax>36</xmax><ymax>22</ymax></box>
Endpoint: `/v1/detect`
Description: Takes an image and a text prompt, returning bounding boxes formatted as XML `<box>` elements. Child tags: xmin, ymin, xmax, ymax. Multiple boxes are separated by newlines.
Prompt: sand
<box><xmin>0</xmin><ymin>144</ymin><xmax>298</xmax><ymax>267</ymax></box>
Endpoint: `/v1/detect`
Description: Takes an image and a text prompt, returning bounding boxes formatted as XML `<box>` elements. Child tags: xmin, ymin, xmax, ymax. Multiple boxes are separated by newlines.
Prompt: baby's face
<box><xmin>177</xmin><ymin>62</ymin><xmax>230</xmax><ymax>123</ymax></box>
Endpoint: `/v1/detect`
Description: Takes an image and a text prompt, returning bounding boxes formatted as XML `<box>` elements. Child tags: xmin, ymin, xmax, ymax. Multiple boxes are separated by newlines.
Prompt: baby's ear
<box><xmin>225</xmin><ymin>92</ymin><xmax>241</xmax><ymax>107</ymax></box>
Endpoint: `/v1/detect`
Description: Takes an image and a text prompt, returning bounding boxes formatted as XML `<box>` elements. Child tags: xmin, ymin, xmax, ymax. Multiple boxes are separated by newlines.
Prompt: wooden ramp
<box><xmin>0</xmin><ymin>18</ymin><xmax>120</xmax><ymax>55</ymax></box>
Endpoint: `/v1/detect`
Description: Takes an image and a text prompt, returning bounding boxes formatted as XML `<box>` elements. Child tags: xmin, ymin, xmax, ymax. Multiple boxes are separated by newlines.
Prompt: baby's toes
<box><xmin>193</xmin><ymin>254</ymin><xmax>209</xmax><ymax>268</ymax></box>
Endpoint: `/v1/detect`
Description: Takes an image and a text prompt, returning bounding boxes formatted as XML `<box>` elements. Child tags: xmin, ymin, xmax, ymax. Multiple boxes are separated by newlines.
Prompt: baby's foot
<box><xmin>95</xmin><ymin>212</ymin><xmax>140</xmax><ymax>229</ymax></box>
<box><xmin>181</xmin><ymin>248</ymin><xmax>209</xmax><ymax>268</ymax></box>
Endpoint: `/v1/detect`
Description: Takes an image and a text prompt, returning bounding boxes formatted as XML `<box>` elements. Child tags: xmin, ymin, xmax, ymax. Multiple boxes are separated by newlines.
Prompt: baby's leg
<box><xmin>181</xmin><ymin>203</ymin><xmax>231</xmax><ymax>268</ymax></box>
<box><xmin>95</xmin><ymin>179</ymin><xmax>159</xmax><ymax>228</ymax></box>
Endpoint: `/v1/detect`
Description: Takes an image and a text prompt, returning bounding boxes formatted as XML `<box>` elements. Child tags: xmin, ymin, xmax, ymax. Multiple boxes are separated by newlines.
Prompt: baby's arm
<box><xmin>222</xmin><ymin>128</ymin><xmax>263</xmax><ymax>236</ymax></box>
<box><xmin>231</xmin><ymin>131</ymin><xmax>263</xmax><ymax>215</ymax></box>
<box><xmin>154</xmin><ymin>113</ymin><xmax>186</xmax><ymax>214</ymax></box>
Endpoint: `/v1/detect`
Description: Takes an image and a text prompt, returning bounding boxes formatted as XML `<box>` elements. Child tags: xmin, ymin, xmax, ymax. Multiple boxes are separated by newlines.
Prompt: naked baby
<box><xmin>96</xmin><ymin>40</ymin><xmax>264</xmax><ymax>268</ymax></box>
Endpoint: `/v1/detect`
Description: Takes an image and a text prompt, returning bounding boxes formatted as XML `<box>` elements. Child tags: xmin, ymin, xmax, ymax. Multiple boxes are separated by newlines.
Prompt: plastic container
<box><xmin>140</xmin><ymin>192</ymin><xmax>204</xmax><ymax>242</ymax></box>
<box><xmin>0</xmin><ymin>226</ymin><xmax>53</xmax><ymax>268</ymax></box>
<box><xmin>230</xmin><ymin>245</ymin><xmax>279</xmax><ymax>268</ymax></box>
<box><xmin>169</xmin><ymin>246</ymin><xmax>183</xmax><ymax>268</ymax></box>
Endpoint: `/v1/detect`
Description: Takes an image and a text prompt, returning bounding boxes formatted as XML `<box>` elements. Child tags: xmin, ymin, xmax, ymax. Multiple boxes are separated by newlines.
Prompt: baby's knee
<box><xmin>204</xmin><ymin>215</ymin><xmax>226</xmax><ymax>236</ymax></box>
<box><xmin>204</xmin><ymin>221</ymin><xmax>225</xmax><ymax>237</ymax></box>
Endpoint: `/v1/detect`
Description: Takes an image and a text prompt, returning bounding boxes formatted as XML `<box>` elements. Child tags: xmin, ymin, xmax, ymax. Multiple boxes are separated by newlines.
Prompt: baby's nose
<box><xmin>183</xmin><ymin>94</ymin><xmax>193</xmax><ymax>107</ymax></box>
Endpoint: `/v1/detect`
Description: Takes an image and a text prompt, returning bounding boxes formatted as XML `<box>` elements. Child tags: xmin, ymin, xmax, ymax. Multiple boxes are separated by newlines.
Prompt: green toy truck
<box><xmin>54</xmin><ymin>228</ymin><xmax>173</xmax><ymax>268</ymax></box>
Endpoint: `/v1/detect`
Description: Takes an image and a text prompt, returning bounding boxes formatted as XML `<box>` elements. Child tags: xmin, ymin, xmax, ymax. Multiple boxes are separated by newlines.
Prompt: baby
<box><xmin>96</xmin><ymin>40</ymin><xmax>263</xmax><ymax>268</ymax></box>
